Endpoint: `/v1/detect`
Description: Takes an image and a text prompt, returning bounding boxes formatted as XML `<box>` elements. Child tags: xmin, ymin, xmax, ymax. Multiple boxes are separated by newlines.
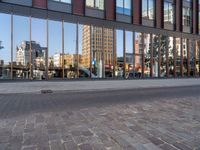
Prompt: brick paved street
<box><xmin>0</xmin><ymin>86</ymin><xmax>200</xmax><ymax>150</ymax></box>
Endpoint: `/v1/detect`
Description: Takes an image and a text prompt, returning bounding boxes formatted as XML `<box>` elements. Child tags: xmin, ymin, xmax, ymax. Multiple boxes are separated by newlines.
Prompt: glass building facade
<box><xmin>0</xmin><ymin>0</ymin><xmax>199</xmax><ymax>80</ymax></box>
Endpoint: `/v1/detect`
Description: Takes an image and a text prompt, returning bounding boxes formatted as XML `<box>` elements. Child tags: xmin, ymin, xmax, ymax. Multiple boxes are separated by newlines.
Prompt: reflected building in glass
<box><xmin>0</xmin><ymin>0</ymin><xmax>200</xmax><ymax>80</ymax></box>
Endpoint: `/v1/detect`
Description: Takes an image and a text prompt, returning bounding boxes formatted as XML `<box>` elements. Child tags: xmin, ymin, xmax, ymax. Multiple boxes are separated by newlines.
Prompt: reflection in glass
<box><xmin>144</xmin><ymin>33</ymin><xmax>151</xmax><ymax>77</ymax></box>
<box><xmin>115</xmin><ymin>29</ymin><xmax>124</xmax><ymax>78</ymax></box>
<box><xmin>160</xmin><ymin>35</ymin><xmax>168</xmax><ymax>77</ymax></box>
<box><xmin>176</xmin><ymin>38</ymin><xmax>181</xmax><ymax>77</ymax></box>
<box><xmin>104</xmin><ymin>28</ymin><xmax>114</xmax><ymax>78</ymax></box>
<box><xmin>182</xmin><ymin>38</ymin><xmax>188</xmax><ymax>77</ymax></box>
<box><xmin>48</xmin><ymin>20</ymin><xmax>62</xmax><ymax>79</ymax></box>
<box><xmin>125</xmin><ymin>31</ymin><xmax>133</xmax><ymax>78</ymax></box>
<box><xmin>134</xmin><ymin>32</ymin><xmax>142</xmax><ymax>78</ymax></box>
<box><xmin>91</xmin><ymin>26</ymin><xmax>103</xmax><ymax>78</ymax></box>
<box><xmin>0</xmin><ymin>13</ymin><xmax>11</xmax><ymax>79</ymax></box>
<box><xmin>32</xmin><ymin>18</ymin><xmax>47</xmax><ymax>80</ymax></box>
<box><xmin>79</xmin><ymin>24</ymin><xmax>92</xmax><ymax>78</ymax></box>
<box><xmin>152</xmin><ymin>34</ymin><xmax>159</xmax><ymax>77</ymax></box>
<box><xmin>13</xmin><ymin>15</ymin><xmax>30</xmax><ymax>79</ymax></box>
<box><xmin>196</xmin><ymin>41</ymin><xmax>200</xmax><ymax>76</ymax></box>
<box><xmin>142</xmin><ymin>0</ymin><xmax>155</xmax><ymax>20</ymax></box>
<box><xmin>168</xmin><ymin>37</ymin><xmax>174</xmax><ymax>77</ymax></box>
<box><xmin>189</xmin><ymin>40</ymin><xmax>195</xmax><ymax>77</ymax></box>
<box><xmin>64</xmin><ymin>23</ymin><xmax>78</xmax><ymax>79</ymax></box>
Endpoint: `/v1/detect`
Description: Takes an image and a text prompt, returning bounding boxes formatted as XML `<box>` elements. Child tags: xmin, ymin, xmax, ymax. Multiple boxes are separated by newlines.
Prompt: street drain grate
<box><xmin>41</xmin><ymin>89</ymin><xmax>53</xmax><ymax>94</ymax></box>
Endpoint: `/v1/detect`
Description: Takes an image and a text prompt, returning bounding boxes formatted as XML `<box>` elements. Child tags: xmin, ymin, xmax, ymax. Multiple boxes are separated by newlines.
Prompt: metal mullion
<box><xmin>150</xmin><ymin>34</ymin><xmax>153</xmax><ymax>78</ymax></box>
<box><xmin>11</xmin><ymin>13</ymin><xmax>13</xmax><ymax>80</ymax></box>
<box><xmin>158</xmin><ymin>35</ymin><xmax>161</xmax><ymax>78</ymax></box>
<box><xmin>194</xmin><ymin>40</ymin><xmax>197</xmax><ymax>77</ymax></box>
<box><xmin>180</xmin><ymin>38</ymin><xmax>183</xmax><ymax>77</ymax></box>
<box><xmin>132</xmin><ymin>31</ymin><xmax>135</xmax><ymax>78</ymax></box>
<box><xmin>102</xmin><ymin>26</ymin><xmax>105</xmax><ymax>78</ymax></box>
<box><xmin>187</xmin><ymin>39</ymin><xmax>190</xmax><ymax>77</ymax></box>
<box><xmin>62</xmin><ymin>19</ymin><xmax>64</xmax><ymax>79</ymax></box>
<box><xmin>45</xmin><ymin>18</ymin><xmax>49</xmax><ymax>80</ymax></box>
<box><xmin>123</xmin><ymin>29</ymin><xmax>126</xmax><ymax>79</ymax></box>
<box><xmin>29</xmin><ymin>16</ymin><xmax>32</xmax><ymax>80</ymax></box>
<box><xmin>113</xmin><ymin>28</ymin><xmax>116</xmax><ymax>78</ymax></box>
<box><xmin>166</xmin><ymin>36</ymin><xmax>169</xmax><ymax>78</ymax></box>
<box><xmin>142</xmin><ymin>33</ymin><xmax>145</xmax><ymax>78</ymax></box>
<box><xmin>90</xmin><ymin>25</ymin><xmax>92</xmax><ymax>78</ymax></box>
<box><xmin>76</xmin><ymin>23</ymin><xmax>79</xmax><ymax>79</ymax></box>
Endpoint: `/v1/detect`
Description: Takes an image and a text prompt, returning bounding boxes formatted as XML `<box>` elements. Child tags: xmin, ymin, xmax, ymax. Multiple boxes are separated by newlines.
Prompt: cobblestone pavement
<box><xmin>0</xmin><ymin>87</ymin><xmax>200</xmax><ymax>150</ymax></box>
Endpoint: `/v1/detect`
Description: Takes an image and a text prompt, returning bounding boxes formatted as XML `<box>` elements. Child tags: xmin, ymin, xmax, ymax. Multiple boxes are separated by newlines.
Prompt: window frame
<box><xmin>86</xmin><ymin>0</ymin><xmax>104</xmax><ymax>10</ymax></box>
<box><xmin>142</xmin><ymin>0</ymin><xmax>156</xmax><ymax>20</ymax></box>
<box><xmin>116</xmin><ymin>0</ymin><xmax>132</xmax><ymax>16</ymax></box>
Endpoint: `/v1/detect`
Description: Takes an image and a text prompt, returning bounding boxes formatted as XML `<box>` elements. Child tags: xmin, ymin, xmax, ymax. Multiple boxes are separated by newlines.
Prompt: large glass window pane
<box><xmin>64</xmin><ymin>23</ymin><xmax>78</xmax><ymax>79</ymax></box>
<box><xmin>164</xmin><ymin>1</ymin><xmax>174</xmax><ymax>24</ymax></box>
<box><xmin>32</xmin><ymin>18</ymin><xmax>47</xmax><ymax>80</ymax></box>
<box><xmin>189</xmin><ymin>40</ymin><xmax>195</xmax><ymax>77</ymax></box>
<box><xmin>116</xmin><ymin>0</ymin><xmax>124</xmax><ymax>14</ymax></box>
<box><xmin>95</xmin><ymin>0</ymin><xmax>104</xmax><ymax>10</ymax></box>
<box><xmin>48</xmin><ymin>20</ymin><xmax>62</xmax><ymax>79</ymax></box>
<box><xmin>134</xmin><ymin>32</ymin><xmax>143</xmax><ymax>78</ymax></box>
<box><xmin>124</xmin><ymin>0</ymin><xmax>131</xmax><ymax>15</ymax></box>
<box><xmin>149</xmin><ymin>0</ymin><xmax>155</xmax><ymax>20</ymax></box>
<box><xmin>91</xmin><ymin>26</ymin><xmax>103</xmax><ymax>78</ymax></box>
<box><xmin>13</xmin><ymin>15</ymin><xmax>30</xmax><ymax>79</ymax></box>
<box><xmin>182</xmin><ymin>38</ymin><xmax>188</xmax><ymax>77</ymax></box>
<box><xmin>115</xmin><ymin>29</ymin><xmax>124</xmax><ymax>78</ymax></box>
<box><xmin>196</xmin><ymin>41</ymin><xmax>200</xmax><ymax>76</ymax></box>
<box><xmin>78</xmin><ymin>24</ymin><xmax>91</xmax><ymax>78</ymax></box>
<box><xmin>125</xmin><ymin>31</ymin><xmax>133</xmax><ymax>78</ymax></box>
<box><xmin>152</xmin><ymin>34</ymin><xmax>159</xmax><ymax>77</ymax></box>
<box><xmin>86</xmin><ymin>0</ymin><xmax>94</xmax><ymax>7</ymax></box>
<box><xmin>104</xmin><ymin>28</ymin><xmax>114</xmax><ymax>78</ymax></box>
<box><xmin>160</xmin><ymin>35</ymin><xmax>168</xmax><ymax>77</ymax></box>
<box><xmin>116</xmin><ymin>0</ymin><xmax>131</xmax><ymax>15</ymax></box>
<box><xmin>52</xmin><ymin>0</ymin><xmax>71</xmax><ymax>3</ymax></box>
<box><xmin>0</xmin><ymin>13</ymin><xmax>11</xmax><ymax>79</ymax></box>
<box><xmin>176</xmin><ymin>38</ymin><xmax>181</xmax><ymax>77</ymax></box>
<box><xmin>168</xmin><ymin>37</ymin><xmax>174</xmax><ymax>77</ymax></box>
<box><xmin>142</xmin><ymin>0</ymin><xmax>155</xmax><ymax>20</ymax></box>
<box><xmin>144</xmin><ymin>33</ymin><xmax>151</xmax><ymax>77</ymax></box>
<box><xmin>86</xmin><ymin>0</ymin><xmax>104</xmax><ymax>10</ymax></box>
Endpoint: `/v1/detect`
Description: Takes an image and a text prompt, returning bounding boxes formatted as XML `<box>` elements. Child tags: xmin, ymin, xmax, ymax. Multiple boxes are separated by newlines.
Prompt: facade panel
<box><xmin>176</xmin><ymin>0</ymin><xmax>182</xmax><ymax>31</ymax></box>
<box><xmin>105</xmin><ymin>0</ymin><xmax>115</xmax><ymax>20</ymax></box>
<box><xmin>73</xmin><ymin>0</ymin><xmax>85</xmax><ymax>15</ymax></box>
<box><xmin>156</xmin><ymin>0</ymin><xmax>164</xmax><ymax>28</ymax></box>
<box><xmin>33</xmin><ymin>0</ymin><xmax>47</xmax><ymax>9</ymax></box>
<box><xmin>133</xmin><ymin>0</ymin><xmax>141</xmax><ymax>25</ymax></box>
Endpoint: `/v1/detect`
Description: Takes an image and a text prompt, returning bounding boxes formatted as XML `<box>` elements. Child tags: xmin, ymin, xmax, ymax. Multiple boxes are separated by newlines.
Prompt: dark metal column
<box><xmin>62</xmin><ymin>19</ymin><xmax>65</xmax><ymax>79</ymax></box>
<box><xmin>180</xmin><ymin>38</ymin><xmax>184</xmax><ymax>77</ymax></box>
<box><xmin>150</xmin><ymin>34</ymin><xmax>153</xmax><ymax>78</ymax></box>
<box><xmin>123</xmin><ymin>29</ymin><xmax>126</xmax><ymax>79</ymax></box>
<box><xmin>45</xmin><ymin>18</ymin><xmax>49</xmax><ymax>80</ymax></box>
<box><xmin>29</xmin><ymin>16</ymin><xmax>32</xmax><ymax>80</ymax></box>
<box><xmin>187</xmin><ymin>39</ymin><xmax>190</xmax><ymax>77</ymax></box>
<box><xmin>113</xmin><ymin>28</ymin><xmax>116</xmax><ymax>78</ymax></box>
<box><xmin>158</xmin><ymin>35</ymin><xmax>161</xmax><ymax>78</ymax></box>
<box><xmin>11</xmin><ymin>13</ymin><xmax>13</xmax><ymax>80</ymax></box>
<box><xmin>166</xmin><ymin>36</ymin><xmax>169</xmax><ymax>78</ymax></box>
<box><xmin>142</xmin><ymin>33</ymin><xmax>145</xmax><ymax>78</ymax></box>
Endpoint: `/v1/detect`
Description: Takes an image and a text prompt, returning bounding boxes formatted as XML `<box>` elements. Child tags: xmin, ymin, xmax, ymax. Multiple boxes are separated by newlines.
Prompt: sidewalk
<box><xmin>0</xmin><ymin>78</ymin><xmax>200</xmax><ymax>94</ymax></box>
